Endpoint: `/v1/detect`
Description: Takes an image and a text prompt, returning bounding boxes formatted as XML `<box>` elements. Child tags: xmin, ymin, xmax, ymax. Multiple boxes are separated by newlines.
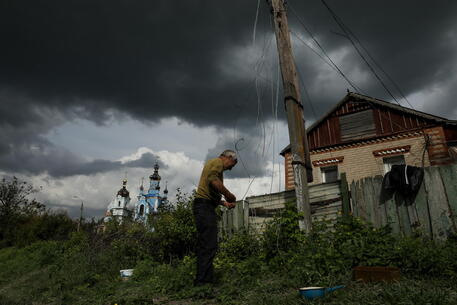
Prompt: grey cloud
<box><xmin>1</xmin><ymin>1</ymin><xmax>456</xmax><ymax>127</ymax></box>
<box><xmin>1</xmin><ymin>0</ymin><xmax>457</xmax><ymax>176</ymax></box>
<box><xmin>123</xmin><ymin>153</ymin><xmax>167</xmax><ymax>170</ymax></box>
<box><xmin>46</xmin><ymin>202</ymin><xmax>106</xmax><ymax>220</ymax></box>
<box><xmin>289</xmin><ymin>1</ymin><xmax>457</xmax><ymax>108</ymax></box>
<box><xmin>205</xmin><ymin>127</ymin><xmax>277</xmax><ymax>179</ymax></box>
<box><xmin>0</xmin><ymin>138</ymin><xmax>164</xmax><ymax>177</ymax></box>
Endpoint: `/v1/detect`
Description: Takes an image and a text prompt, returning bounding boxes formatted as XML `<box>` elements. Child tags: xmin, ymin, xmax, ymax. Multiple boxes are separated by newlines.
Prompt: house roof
<box><xmin>280</xmin><ymin>92</ymin><xmax>457</xmax><ymax>155</ymax></box>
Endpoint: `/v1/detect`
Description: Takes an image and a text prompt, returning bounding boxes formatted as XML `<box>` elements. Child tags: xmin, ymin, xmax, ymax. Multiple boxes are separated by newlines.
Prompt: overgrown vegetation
<box><xmin>0</xmin><ymin>178</ymin><xmax>456</xmax><ymax>304</ymax></box>
<box><xmin>0</xmin><ymin>177</ymin><xmax>76</xmax><ymax>248</ymax></box>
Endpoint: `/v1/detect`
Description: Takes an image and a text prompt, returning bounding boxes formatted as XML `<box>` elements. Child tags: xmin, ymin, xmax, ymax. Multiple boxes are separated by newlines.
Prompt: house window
<box><xmin>383</xmin><ymin>155</ymin><xmax>405</xmax><ymax>173</ymax></box>
<box><xmin>321</xmin><ymin>166</ymin><xmax>338</xmax><ymax>183</ymax></box>
<box><xmin>139</xmin><ymin>205</ymin><xmax>144</xmax><ymax>216</ymax></box>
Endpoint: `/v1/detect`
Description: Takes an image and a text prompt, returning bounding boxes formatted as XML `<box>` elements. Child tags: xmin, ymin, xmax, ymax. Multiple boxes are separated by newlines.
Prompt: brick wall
<box><xmin>284</xmin><ymin>153</ymin><xmax>293</xmax><ymax>190</ymax></box>
<box><xmin>284</xmin><ymin>133</ymin><xmax>430</xmax><ymax>189</ymax></box>
<box><xmin>423</xmin><ymin>126</ymin><xmax>452</xmax><ymax>166</ymax></box>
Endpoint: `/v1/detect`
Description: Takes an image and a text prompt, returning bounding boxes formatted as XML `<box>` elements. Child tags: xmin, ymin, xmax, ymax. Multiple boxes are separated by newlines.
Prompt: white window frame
<box><xmin>383</xmin><ymin>155</ymin><xmax>405</xmax><ymax>173</ymax></box>
<box><xmin>321</xmin><ymin>165</ymin><xmax>338</xmax><ymax>183</ymax></box>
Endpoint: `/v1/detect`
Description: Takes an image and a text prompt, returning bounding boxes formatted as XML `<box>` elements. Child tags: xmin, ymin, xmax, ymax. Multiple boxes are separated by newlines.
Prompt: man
<box><xmin>193</xmin><ymin>149</ymin><xmax>238</xmax><ymax>285</ymax></box>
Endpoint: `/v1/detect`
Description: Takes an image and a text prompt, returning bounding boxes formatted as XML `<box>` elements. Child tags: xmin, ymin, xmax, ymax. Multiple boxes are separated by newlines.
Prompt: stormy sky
<box><xmin>1</xmin><ymin>0</ymin><xmax>457</xmax><ymax>217</ymax></box>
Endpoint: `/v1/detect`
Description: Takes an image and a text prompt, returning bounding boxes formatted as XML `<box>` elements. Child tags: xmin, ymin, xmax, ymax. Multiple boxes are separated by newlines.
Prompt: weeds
<box><xmin>0</xmin><ymin>196</ymin><xmax>456</xmax><ymax>304</ymax></box>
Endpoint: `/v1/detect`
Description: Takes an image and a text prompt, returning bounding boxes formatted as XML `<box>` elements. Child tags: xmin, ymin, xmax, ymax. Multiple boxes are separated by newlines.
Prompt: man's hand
<box><xmin>224</xmin><ymin>192</ymin><xmax>236</xmax><ymax>203</ymax></box>
<box><xmin>210</xmin><ymin>178</ymin><xmax>236</xmax><ymax>203</ymax></box>
<box><xmin>221</xmin><ymin>201</ymin><xmax>236</xmax><ymax>209</ymax></box>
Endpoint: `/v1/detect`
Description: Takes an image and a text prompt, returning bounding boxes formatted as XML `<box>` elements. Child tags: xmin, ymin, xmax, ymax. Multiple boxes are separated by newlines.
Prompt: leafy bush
<box><xmin>149</xmin><ymin>191</ymin><xmax>197</xmax><ymax>262</ymax></box>
<box><xmin>0</xmin><ymin>177</ymin><xmax>78</xmax><ymax>248</ymax></box>
<box><xmin>261</xmin><ymin>201</ymin><xmax>302</xmax><ymax>260</ymax></box>
<box><xmin>217</xmin><ymin>231</ymin><xmax>261</xmax><ymax>265</ymax></box>
<box><xmin>1</xmin><ymin>187</ymin><xmax>457</xmax><ymax>305</ymax></box>
<box><xmin>9</xmin><ymin>211</ymin><xmax>76</xmax><ymax>247</ymax></box>
<box><xmin>260</xmin><ymin>204</ymin><xmax>457</xmax><ymax>283</ymax></box>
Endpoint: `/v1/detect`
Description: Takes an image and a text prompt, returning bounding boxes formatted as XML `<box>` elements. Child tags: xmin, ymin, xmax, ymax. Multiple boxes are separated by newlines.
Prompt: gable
<box><xmin>307</xmin><ymin>93</ymin><xmax>444</xmax><ymax>150</ymax></box>
<box><xmin>281</xmin><ymin>93</ymin><xmax>455</xmax><ymax>155</ymax></box>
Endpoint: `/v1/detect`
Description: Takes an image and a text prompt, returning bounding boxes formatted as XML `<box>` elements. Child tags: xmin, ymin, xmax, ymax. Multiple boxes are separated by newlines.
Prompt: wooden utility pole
<box><xmin>269</xmin><ymin>0</ymin><xmax>312</xmax><ymax>232</ymax></box>
<box><xmin>78</xmin><ymin>201</ymin><xmax>83</xmax><ymax>231</ymax></box>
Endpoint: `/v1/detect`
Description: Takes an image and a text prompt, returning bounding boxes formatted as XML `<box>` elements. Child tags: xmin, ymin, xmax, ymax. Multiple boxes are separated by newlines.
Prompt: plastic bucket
<box><xmin>299</xmin><ymin>285</ymin><xmax>345</xmax><ymax>300</ymax></box>
<box><xmin>120</xmin><ymin>269</ymin><xmax>134</xmax><ymax>281</ymax></box>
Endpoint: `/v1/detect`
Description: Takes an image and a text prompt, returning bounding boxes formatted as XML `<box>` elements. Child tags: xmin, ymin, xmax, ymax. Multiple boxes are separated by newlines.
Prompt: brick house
<box><xmin>281</xmin><ymin>92</ymin><xmax>457</xmax><ymax>190</ymax></box>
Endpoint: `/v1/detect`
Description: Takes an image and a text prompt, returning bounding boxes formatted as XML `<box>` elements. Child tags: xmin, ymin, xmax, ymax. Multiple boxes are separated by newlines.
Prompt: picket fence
<box><xmin>219</xmin><ymin>179</ymin><xmax>345</xmax><ymax>235</ymax></box>
<box><xmin>350</xmin><ymin>164</ymin><xmax>457</xmax><ymax>239</ymax></box>
<box><xmin>220</xmin><ymin>164</ymin><xmax>457</xmax><ymax>240</ymax></box>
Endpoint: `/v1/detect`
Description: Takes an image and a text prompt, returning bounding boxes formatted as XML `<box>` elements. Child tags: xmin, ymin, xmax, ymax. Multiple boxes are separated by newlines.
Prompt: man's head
<box><xmin>219</xmin><ymin>149</ymin><xmax>238</xmax><ymax>170</ymax></box>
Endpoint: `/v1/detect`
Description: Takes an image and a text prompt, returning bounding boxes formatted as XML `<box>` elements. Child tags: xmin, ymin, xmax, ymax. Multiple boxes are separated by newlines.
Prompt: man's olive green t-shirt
<box><xmin>196</xmin><ymin>158</ymin><xmax>223</xmax><ymax>202</ymax></box>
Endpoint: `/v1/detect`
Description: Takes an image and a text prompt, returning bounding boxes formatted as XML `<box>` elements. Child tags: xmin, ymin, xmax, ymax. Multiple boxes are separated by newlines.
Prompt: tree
<box><xmin>0</xmin><ymin>177</ymin><xmax>45</xmax><ymax>246</ymax></box>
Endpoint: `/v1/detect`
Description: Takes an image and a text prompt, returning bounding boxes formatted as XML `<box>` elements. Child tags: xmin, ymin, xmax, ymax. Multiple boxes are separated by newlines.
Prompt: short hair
<box><xmin>220</xmin><ymin>149</ymin><xmax>237</xmax><ymax>160</ymax></box>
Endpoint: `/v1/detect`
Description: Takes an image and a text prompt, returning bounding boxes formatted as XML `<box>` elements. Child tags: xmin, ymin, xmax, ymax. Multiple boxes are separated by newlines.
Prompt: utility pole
<box><xmin>78</xmin><ymin>201</ymin><xmax>83</xmax><ymax>231</ymax></box>
<box><xmin>73</xmin><ymin>195</ymin><xmax>84</xmax><ymax>231</ymax></box>
<box><xmin>268</xmin><ymin>0</ymin><xmax>312</xmax><ymax>232</ymax></box>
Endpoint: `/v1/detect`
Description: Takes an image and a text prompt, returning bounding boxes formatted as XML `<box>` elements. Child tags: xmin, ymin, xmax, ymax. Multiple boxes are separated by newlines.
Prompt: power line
<box><xmin>291</xmin><ymin>30</ymin><xmax>364</xmax><ymax>94</ymax></box>
<box><xmin>320</xmin><ymin>0</ymin><xmax>404</xmax><ymax>107</ymax></box>
<box><xmin>289</xmin><ymin>1</ymin><xmax>417</xmax><ymax>134</ymax></box>
<box><xmin>335</xmin><ymin>22</ymin><xmax>416</xmax><ymax>110</ymax></box>
<box><xmin>288</xmin><ymin>3</ymin><xmax>364</xmax><ymax>93</ymax></box>
<box><xmin>295</xmin><ymin>56</ymin><xmax>317</xmax><ymax>119</ymax></box>
<box><xmin>237</xmin><ymin>2</ymin><xmax>277</xmax><ymax>199</ymax></box>
<box><xmin>252</xmin><ymin>0</ymin><xmax>261</xmax><ymax>45</ymax></box>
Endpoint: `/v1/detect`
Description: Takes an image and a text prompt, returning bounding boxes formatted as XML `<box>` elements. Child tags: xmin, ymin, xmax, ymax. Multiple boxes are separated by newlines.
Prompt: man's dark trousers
<box><xmin>193</xmin><ymin>198</ymin><xmax>218</xmax><ymax>285</ymax></box>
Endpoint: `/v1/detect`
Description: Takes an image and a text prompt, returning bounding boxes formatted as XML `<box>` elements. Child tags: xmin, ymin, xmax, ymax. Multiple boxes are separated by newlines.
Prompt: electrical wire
<box><xmin>270</xmin><ymin>63</ymin><xmax>280</xmax><ymax>194</ymax></box>
<box><xmin>288</xmin><ymin>3</ymin><xmax>364</xmax><ymax>93</ymax></box>
<box><xmin>295</xmin><ymin>58</ymin><xmax>317</xmax><ymax>119</ymax></box>
<box><xmin>337</xmin><ymin>24</ymin><xmax>416</xmax><ymax>110</ymax></box>
<box><xmin>320</xmin><ymin>0</ymin><xmax>403</xmax><ymax>107</ymax></box>
<box><xmin>289</xmin><ymin>1</ymin><xmax>416</xmax><ymax>134</ymax></box>
<box><xmin>235</xmin><ymin>2</ymin><xmax>274</xmax><ymax>200</ymax></box>
<box><xmin>290</xmin><ymin>30</ymin><xmax>365</xmax><ymax>95</ymax></box>
<box><xmin>252</xmin><ymin>0</ymin><xmax>261</xmax><ymax>45</ymax></box>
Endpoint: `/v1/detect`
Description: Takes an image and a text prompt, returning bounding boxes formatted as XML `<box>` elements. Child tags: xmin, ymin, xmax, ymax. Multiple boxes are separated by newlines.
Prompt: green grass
<box><xmin>0</xmin><ymin>242</ymin><xmax>456</xmax><ymax>305</ymax></box>
<box><xmin>1</xmin><ymin>209</ymin><xmax>457</xmax><ymax>305</ymax></box>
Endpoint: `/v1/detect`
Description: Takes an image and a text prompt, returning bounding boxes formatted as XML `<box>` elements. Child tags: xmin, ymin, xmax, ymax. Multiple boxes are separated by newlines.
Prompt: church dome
<box><xmin>117</xmin><ymin>179</ymin><xmax>130</xmax><ymax>197</ymax></box>
<box><xmin>150</xmin><ymin>163</ymin><xmax>161</xmax><ymax>181</ymax></box>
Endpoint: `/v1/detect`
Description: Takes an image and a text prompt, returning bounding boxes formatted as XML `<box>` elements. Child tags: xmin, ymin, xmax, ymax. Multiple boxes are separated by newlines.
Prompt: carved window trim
<box><xmin>312</xmin><ymin>156</ymin><xmax>344</xmax><ymax>167</ymax></box>
<box><xmin>372</xmin><ymin>145</ymin><xmax>411</xmax><ymax>157</ymax></box>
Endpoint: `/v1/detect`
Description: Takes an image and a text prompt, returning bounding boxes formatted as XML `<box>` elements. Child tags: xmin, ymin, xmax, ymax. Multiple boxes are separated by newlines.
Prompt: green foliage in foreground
<box><xmin>1</xmin><ymin>200</ymin><xmax>457</xmax><ymax>305</ymax></box>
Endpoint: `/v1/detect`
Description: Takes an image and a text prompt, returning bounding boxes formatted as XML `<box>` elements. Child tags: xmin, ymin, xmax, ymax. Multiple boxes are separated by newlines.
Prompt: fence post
<box><xmin>340</xmin><ymin>172</ymin><xmax>351</xmax><ymax>218</ymax></box>
<box><xmin>243</xmin><ymin>200</ymin><xmax>249</xmax><ymax>232</ymax></box>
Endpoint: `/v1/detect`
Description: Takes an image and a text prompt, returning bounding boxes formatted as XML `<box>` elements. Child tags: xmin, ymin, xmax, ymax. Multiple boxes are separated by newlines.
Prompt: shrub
<box><xmin>261</xmin><ymin>201</ymin><xmax>302</xmax><ymax>260</ymax></box>
<box><xmin>216</xmin><ymin>231</ymin><xmax>261</xmax><ymax>267</ymax></box>
<box><xmin>259</xmin><ymin>205</ymin><xmax>457</xmax><ymax>282</ymax></box>
<box><xmin>149</xmin><ymin>191</ymin><xmax>197</xmax><ymax>263</ymax></box>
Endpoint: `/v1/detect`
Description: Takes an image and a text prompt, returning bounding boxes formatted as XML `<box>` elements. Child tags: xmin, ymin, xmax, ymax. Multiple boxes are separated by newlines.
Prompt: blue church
<box><xmin>134</xmin><ymin>162</ymin><xmax>168</xmax><ymax>224</ymax></box>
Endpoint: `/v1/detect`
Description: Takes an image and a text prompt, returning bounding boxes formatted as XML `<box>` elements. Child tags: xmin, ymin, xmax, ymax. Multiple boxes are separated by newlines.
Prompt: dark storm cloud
<box><xmin>0</xmin><ymin>136</ymin><xmax>164</xmax><ymax>177</ymax></box>
<box><xmin>288</xmin><ymin>0</ymin><xmax>457</xmax><ymax>113</ymax></box>
<box><xmin>1</xmin><ymin>1</ymin><xmax>456</xmax><ymax>124</ymax></box>
<box><xmin>0</xmin><ymin>0</ymin><xmax>266</xmax><ymax>127</ymax></box>
<box><xmin>1</xmin><ymin>0</ymin><xmax>457</xmax><ymax>176</ymax></box>
<box><xmin>205</xmin><ymin>126</ymin><xmax>277</xmax><ymax>179</ymax></box>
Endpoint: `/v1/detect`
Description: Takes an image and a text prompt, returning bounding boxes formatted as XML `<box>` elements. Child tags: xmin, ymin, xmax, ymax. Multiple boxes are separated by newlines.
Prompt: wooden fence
<box><xmin>350</xmin><ymin>164</ymin><xmax>457</xmax><ymax>239</ymax></box>
<box><xmin>220</xmin><ymin>179</ymin><xmax>346</xmax><ymax>235</ymax></box>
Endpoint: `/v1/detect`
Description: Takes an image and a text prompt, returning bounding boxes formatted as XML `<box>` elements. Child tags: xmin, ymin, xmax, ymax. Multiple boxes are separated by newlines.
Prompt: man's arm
<box><xmin>210</xmin><ymin>178</ymin><xmax>236</xmax><ymax>203</ymax></box>
<box><xmin>221</xmin><ymin>201</ymin><xmax>236</xmax><ymax>209</ymax></box>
